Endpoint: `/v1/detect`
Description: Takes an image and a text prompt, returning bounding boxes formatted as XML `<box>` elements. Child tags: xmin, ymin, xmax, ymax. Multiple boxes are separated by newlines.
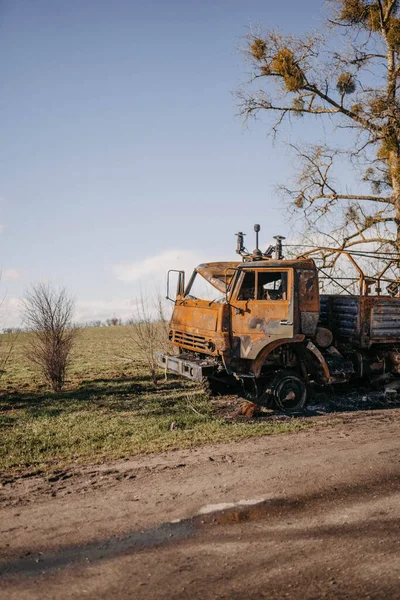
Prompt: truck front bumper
<box><xmin>156</xmin><ymin>352</ymin><xmax>214</xmax><ymax>383</ymax></box>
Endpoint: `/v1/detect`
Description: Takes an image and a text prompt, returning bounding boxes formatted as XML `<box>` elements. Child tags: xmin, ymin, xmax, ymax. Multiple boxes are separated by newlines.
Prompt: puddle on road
<box><xmin>198</xmin><ymin>497</ymin><xmax>271</xmax><ymax>515</ymax></box>
<box><xmin>208</xmin><ymin>497</ymin><xmax>303</xmax><ymax>525</ymax></box>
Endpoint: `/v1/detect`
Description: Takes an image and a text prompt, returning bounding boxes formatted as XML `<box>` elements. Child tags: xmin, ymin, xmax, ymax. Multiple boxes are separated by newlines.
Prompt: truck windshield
<box><xmin>184</xmin><ymin>272</ymin><xmax>225</xmax><ymax>302</ymax></box>
<box><xmin>238</xmin><ymin>271</ymin><xmax>288</xmax><ymax>300</ymax></box>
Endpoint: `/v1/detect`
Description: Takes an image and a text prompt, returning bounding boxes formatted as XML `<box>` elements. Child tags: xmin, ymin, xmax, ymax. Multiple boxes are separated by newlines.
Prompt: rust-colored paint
<box><xmin>170</xmin><ymin>300</ymin><xmax>230</xmax><ymax>355</ymax></box>
<box><xmin>298</xmin><ymin>269</ymin><xmax>319</xmax><ymax>310</ymax></box>
<box><xmin>230</xmin><ymin>267</ymin><xmax>295</xmax><ymax>360</ymax></box>
<box><xmin>195</xmin><ymin>262</ymin><xmax>239</xmax><ymax>293</ymax></box>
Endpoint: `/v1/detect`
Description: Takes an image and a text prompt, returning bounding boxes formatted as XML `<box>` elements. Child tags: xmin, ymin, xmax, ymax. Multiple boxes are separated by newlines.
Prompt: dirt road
<box><xmin>1</xmin><ymin>409</ymin><xmax>399</xmax><ymax>599</ymax></box>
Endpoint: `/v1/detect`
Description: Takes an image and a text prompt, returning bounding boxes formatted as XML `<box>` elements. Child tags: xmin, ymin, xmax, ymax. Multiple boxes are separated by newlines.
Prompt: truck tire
<box><xmin>201</xmin><ymin>377</ymin><xmax>218</xmax><ymax>398</ymax></box>
<box><xmin>269</xmin><ymin>369</ymin><xmax>307</xmax><ymax>412</ymax></box>
<box><xmin>201</xmin><ymin>376</ymin><xmax>226</xmax><ymax>397</ymax></box>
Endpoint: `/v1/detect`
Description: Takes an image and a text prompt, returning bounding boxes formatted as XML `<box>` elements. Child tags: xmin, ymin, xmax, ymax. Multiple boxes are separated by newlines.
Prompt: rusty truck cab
<box><xmin>228</xmin><ymin>259</ymin><xmax>319</xmax><ymax>364</ymax></box>
<box><xmin>168</xmin><ymin>258</ymin><xmax>320</xmax><ymax>371</ymax></box>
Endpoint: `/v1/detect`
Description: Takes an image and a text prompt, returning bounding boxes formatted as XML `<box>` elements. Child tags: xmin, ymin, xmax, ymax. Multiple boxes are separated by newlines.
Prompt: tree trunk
<box><xmin>389</xmin><ymin>151</ymin><xmax>400</xmax><ymax>252</ymax></box>
<box><xmin>150</xmin><ymin>367</ymin><xmax>157</xmax><ymax>386</ymax></box>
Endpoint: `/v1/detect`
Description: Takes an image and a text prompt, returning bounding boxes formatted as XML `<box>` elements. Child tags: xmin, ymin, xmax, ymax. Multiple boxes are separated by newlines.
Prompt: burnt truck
<box><xmin>156</xmin><ymin>225</ymin><xmax>400</xmax><ymax>411</ymax></box>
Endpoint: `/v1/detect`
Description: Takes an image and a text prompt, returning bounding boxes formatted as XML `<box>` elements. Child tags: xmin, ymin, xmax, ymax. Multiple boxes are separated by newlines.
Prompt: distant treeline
<box><xmin>2</xmin><ymin>317</ymin><xmax>133</xmax><ymax>334</ymax></box>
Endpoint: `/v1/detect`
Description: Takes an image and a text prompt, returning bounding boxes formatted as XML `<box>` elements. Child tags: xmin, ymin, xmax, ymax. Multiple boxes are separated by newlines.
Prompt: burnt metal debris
<box><xmin>157</xmin><ymin>225</ymin><xmax>400</xmax><ymax>412</ymax></box>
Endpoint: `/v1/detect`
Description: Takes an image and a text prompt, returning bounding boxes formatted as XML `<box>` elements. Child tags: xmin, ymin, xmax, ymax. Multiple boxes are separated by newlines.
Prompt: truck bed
<box><xmin>319</xmin><ymin>294</ymin><xmax>400</xmax><ymax>347</ymax></box>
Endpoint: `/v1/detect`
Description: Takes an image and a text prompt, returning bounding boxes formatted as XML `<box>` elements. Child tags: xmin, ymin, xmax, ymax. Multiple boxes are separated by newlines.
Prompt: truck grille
<box><xmin>171</xmin><ymin>330</ymin><xmax>210</xmax><ymax>352</ymax></box>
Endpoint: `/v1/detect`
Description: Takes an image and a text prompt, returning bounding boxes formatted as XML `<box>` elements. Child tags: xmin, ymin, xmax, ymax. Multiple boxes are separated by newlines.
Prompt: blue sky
<box><xmin>1</xmin><ymin>0</ymin><xmax>331</xmax><ymax>326</ymax></box>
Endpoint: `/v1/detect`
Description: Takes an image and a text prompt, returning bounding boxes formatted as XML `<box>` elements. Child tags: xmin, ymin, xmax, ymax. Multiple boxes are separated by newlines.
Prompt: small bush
<box><xmin>22</xmin><ymin>283</ymin><xmax>79</xmax><ymax>392</ymax></box>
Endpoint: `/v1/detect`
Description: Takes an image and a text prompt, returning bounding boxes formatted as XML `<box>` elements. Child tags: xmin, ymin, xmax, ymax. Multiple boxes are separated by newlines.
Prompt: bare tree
<box><xmin>238</xmin><ymin>0</ymin><xmax>400</xmax><ymax>252</ymax></box>
<box><xmin>127</xmin><ymin>294</ymin><xmax>172</xmax><ymax>385</ymax></box>
<box><xmin>22</xmin><ymin>283</ymin><xmax>79</xmax><ymax>392</ymax></box>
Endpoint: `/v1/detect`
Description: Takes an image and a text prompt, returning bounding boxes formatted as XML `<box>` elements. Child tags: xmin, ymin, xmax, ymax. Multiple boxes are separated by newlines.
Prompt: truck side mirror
<box><xmin>167</xmin><ymin>270</ymin><xmax>185</xmax><ymax>302</ymax></box>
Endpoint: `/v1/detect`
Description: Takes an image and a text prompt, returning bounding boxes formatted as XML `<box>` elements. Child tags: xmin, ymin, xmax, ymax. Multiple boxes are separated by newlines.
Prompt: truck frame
<box><xmin>157</xmin><ymin>226</ymin><xmax>400</xmax><ymax>411</ymax></box>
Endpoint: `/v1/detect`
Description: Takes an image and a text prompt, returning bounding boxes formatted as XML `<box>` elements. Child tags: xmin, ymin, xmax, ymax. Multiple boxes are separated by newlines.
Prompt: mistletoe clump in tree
<box><xmin>239</xmin><ymin>0</ymin><xmax>400</xmax><ymax>253</ymax></box>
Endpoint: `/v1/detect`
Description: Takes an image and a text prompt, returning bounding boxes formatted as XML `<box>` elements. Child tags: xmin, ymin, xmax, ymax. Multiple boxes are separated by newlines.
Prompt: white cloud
<box><xmin>3</xmin><ymin>268</ymin><xmax>20</xmax><ymax>282</ymax></box>
<box><xmin>0</xmin><ymin>296</ymin><xmax>23</xmax><ymax>329</ymax></box>
<box><xmin>113</xmin><ymin>249</ymin><xmax>204</xmax><ymax>283</ymax></box>
<box><xmin>0</xmin><ymin>224</ymin><xmax>4</xmax><ymax>233</ymax></box>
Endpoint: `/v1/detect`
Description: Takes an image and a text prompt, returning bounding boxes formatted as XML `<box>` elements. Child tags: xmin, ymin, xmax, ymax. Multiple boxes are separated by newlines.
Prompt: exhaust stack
<box><xmin>273</xmin><ymin>235</ymin><xmax>285</xmax><ymax>260</ymax></box>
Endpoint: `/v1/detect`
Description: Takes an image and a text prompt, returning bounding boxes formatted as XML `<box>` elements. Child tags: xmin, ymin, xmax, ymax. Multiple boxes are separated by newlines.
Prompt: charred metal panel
<box><xmin>370</xmin><ymin>301</ymin><xmax>400</xmax><ymax>339</ymax></box>
<box><xmin>329</xmin><ymin>296</ymin><xmax>359</xmax><ymax>339</ymax></box>
<box><xmin>320</xmin><ymin>295</ymin><xmax>400</xmax><ymax>346</ymax></box>
<box><xmin>296</xmin><ymin>268</ymin><xmax>319</xmax><ymax>336</ymax></box>
<box><xmin>301</xmin><ymin>311</ymin><xmax>319</xmax><ymax>336</ymax></box>
<box><xmin>298</xmin><ymin>269</ymin><xmax>319</xmax><ymax>309</ymax></box>
<box><xmin>324</xmin><ymin>353</ymin><xmax>354</xmax><ymax>383</ymax></box>
<box><xmin>240</xmin><ymin>259</ymin><xmax>316</xmax><ymax>271</ymax></box>
<box><xmin>319</xmin><ymin>296</ymin><xmax>329</xmax><ymax>327</ymax></box>
<box><xmin>196</xmin><ymin>262</ymin><xmax>239</xmax><ymax>293</ymax></box>
<box><xmin>350</xmin><ymin>354</ymin><xmax>385</xmax><ymax>377</ymax></box>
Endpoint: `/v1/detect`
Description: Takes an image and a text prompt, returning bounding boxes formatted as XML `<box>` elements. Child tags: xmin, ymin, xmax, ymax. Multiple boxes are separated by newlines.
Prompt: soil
<box><xmin>1</xmin><ymin>403</ymin><xmax>400</xmax><ymax>599</ymax></box>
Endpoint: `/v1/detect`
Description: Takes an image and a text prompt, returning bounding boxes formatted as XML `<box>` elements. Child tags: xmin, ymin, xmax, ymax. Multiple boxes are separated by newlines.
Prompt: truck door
<box><xmin>230</xmin><ymin>268</ymin><xmax>294</xmax><ymax>359</ymax></box>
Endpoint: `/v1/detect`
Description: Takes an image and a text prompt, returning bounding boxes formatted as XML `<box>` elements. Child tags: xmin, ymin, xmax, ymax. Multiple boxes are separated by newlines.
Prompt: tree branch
<box><xmin>309</xmin><ymin>193</ymin><xmax>393</xmax><ymax>204</ymax></box>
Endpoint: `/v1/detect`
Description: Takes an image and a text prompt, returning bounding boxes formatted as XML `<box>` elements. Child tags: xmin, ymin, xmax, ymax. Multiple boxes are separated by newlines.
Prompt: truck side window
<box><xmin>258</xmin><ymin>272</ymin><xmax>288</xmax><ymax>300</ymax></box>
<box><xmin>238</xmin><ymin>271</ymin><xmax>255</xmax><ymax>300</ymax></box>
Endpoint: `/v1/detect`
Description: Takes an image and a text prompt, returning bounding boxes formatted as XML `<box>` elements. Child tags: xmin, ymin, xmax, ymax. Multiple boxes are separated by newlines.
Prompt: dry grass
<box><xmin>0</xmin><ymin>326</ymin><xmax>313</xmax><ymax>475</ymax></box>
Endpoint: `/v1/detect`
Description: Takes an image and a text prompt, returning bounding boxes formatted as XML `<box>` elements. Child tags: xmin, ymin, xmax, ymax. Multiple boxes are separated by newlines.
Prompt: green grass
<box><xmin>0</xmin><ymin>326</ymin><xmax>313</xmax><ymax>474</ymax></box>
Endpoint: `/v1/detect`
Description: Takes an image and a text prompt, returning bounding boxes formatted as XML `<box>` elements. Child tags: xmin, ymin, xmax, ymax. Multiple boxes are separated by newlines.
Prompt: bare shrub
<box><xmin>127</xmin><ymin>294</ymin><xmax>172</xmax><ymax>385</ymax></box>
<box><xmin>22</xmin><ymin>283</ymin><xmax>79</xmax><ymax>392</ymax></box>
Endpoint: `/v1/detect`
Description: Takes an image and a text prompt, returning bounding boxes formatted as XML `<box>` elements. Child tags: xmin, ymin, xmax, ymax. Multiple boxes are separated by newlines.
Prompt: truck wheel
<box><xmin>269</xmin><ymin>370</ymin><xmax>307</xmax><ymax>412</ymax></box>
<box><xmin>201</xmin><ymin>376</ymin><xmax>223</xmax><ymax>397</ymax></box>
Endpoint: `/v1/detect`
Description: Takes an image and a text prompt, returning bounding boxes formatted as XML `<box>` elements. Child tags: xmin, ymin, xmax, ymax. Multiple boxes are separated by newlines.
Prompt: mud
<box><xmin>1</xmin><ymin>407</ymin><xmax>400</xmax><ymax>599</ymax></box>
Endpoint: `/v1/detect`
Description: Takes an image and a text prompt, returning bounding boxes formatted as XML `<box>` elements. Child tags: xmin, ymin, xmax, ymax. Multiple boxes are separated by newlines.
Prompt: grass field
<box><xmin>0</xmin><ymin>326</ymin><xmax>313</xmax><ymax>475</ymax></box>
